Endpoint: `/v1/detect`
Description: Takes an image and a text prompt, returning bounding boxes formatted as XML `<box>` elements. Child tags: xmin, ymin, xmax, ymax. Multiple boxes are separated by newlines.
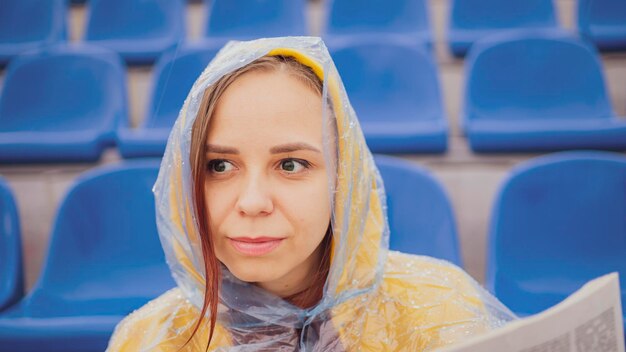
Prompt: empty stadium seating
<box><xmin>205</xmin><ymin>0</ymin><xmax>307</xmax><ymax>40</ymax></box>
<box><xmin>448</xmin><ymin>0</ymin><xmax>558</xmax><ymax>57</ymax></box>
<box><xmin>0</xmin><ymin>162</ymin><xmax>175</xmax><ymax>352</ymax></box>
<box><xmin>117</xmin><ymin>43</ymin><xmax>220</xmax><ymax>158</ymax></box>
<box><xmin>578</xmin><ymin>0</ymin><xmax>626</xmax><ymax>51</ymax></box>
<box><xmin>325</xmin><ymin>0</ymin><xmax>432</xmax><ymax>45</ymax></box>
<box><xmin>0</xmin><ymin>45</ymin><xmax>126</xmax><ymax>163</ymax></box>
<box><xmin>486</xmin><ymin>151</ymin><xmax>626</xmax><ymax>326</ymax></box>
<box><xmin>84</xmin><ymin>0</ymin><xmax>186</xmax><ymax>64</ymax></box>
<box><xmin>0</xmin><ymin>0</ymin><xmax>67</xmax><ymax>66</ymax></box>
<box><xmin>375</xmin><ymin>155</ymin><xmax>461</xmax><ymax>265</ymax></box>
<box><xmin>462</xmin><ymin>30</ymin><xmax>626</xmax><ymax>153</ymax></box>
<box><xmin>330</xmin><ymin>38</ymin><xmax>448</xmax><ymax>153</ymax></box>
<box><xmin>0</xmin><ymin>177</ymin><xmax>23</xmax><ymax>313</ymax></box>
<box><xmin>1</xmin><ymin>3</ymin><xmax>626</xmax><ymax>345</ymax></box>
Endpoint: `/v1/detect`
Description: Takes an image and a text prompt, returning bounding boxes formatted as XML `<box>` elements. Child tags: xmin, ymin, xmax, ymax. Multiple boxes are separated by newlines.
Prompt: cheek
<box><xmin>204</xmin><ymin>182</ymin><xmax>236</xmax><ymax>232</ymax></box>
<box><xmin>204</xmin><ymin>183</ymin><xmax>237</xmax><ymax>265</ymax></box>
<box><xmin>279</xmin><ymin>176</ymin><xmax>332</xmax><ymax>242</ymax></box>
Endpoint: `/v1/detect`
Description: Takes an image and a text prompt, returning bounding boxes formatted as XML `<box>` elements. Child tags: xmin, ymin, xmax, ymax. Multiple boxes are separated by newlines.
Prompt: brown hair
<box><xmin>183</xmin><ymin>55</ymin><xmax>332</xmax><ymax>351</ymax></box>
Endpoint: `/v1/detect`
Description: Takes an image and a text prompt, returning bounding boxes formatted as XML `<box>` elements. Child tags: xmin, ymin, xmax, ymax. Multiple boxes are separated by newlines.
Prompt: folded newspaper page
<box><xmin>439</xmin><ymin>273</ymin><xmax>625</xmax><ymax>352</ymax></box>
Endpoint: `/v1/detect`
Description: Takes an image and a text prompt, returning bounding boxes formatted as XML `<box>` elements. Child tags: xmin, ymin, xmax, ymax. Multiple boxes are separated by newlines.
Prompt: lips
<box><xmin>228</xmin><ymin>237</ymin><xmax>284</xmax><ymax>256</ymax></box>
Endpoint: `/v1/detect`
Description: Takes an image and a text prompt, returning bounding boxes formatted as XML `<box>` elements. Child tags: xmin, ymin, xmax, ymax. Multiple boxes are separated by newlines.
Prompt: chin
<box><xmin>226</xmin><ymin>260</ymin><xmax>285</xmax><ymax>284</ymax></box>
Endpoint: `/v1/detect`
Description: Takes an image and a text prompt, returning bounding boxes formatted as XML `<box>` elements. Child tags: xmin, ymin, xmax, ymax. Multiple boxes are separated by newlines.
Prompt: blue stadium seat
<box><xmin>0</xmin><ymin>162</ymin><xmax>175</xmax><ymax>352</ymax></box>
<box><xmin>375</xmin><ymin>155</ymin><xmax>461</xmax><ymax>265</ymax></box>
<box><xmin>578</xmin><ymin>0</ymin><xmax>626</xmax><ymax>51</ymax></box>
<box><xmin>205</xmin><ymin>0</ymin><xmax>307</xmax><ymax>40</ymax></box>
<box><xmin>462</xmin><ymin>31</ymin><xmax>626</xmax><ymax>153</ymax></box>
<box><xmin>486</xmin><ymin>151</ymin><xmax>626</xmax><ymax>326</ymax></box>
<box><xmin>84</xmin><ymin>0</ymin><xmax>186</xmax><ymax>64</ymax></box>
<box><xmin>0</xmin><ymin>0</ymin><xmax>67</xmax><ymax>66</ymax></box>
<box><xmin>0</xmin><ymin>45</ymin><xmax>126</xmax><ymax>163</ymax></box>
<box><xmin>117</xmin><ymin>43</ymin><xmax>220</xmax><ymax>158</ymax></box>
<box><xmin>330</xmin><ymin>39</ymin><xmax>448</xmax><ymax>153</ymax></box>
<box><xmin>325</xmin><ymin>0</ymin><xmax>432</xmax><ymax>45</ymax></box>
<box><xmin>0</xmin><ymin>177</ymin><xmax>23</xmax><ymax>313</ymax></box>
<box><xmin>448</xmin><ymin>0</ymin><xmax>558</xmax><ymax>57</ymax></box>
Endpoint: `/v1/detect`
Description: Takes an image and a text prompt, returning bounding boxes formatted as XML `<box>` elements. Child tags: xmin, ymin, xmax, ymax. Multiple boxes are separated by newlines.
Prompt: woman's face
<box><xmin>204</xmin><ymin>69</ymin><xmax>332</xmax><ymax>298</ymax></box>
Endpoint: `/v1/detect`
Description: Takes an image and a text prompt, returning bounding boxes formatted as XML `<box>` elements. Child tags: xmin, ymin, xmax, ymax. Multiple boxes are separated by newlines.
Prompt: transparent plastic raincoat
<box><xmin>106</xmin><ymin>37</ymin><xmax>515</xmax><ymax>351</ymax></box>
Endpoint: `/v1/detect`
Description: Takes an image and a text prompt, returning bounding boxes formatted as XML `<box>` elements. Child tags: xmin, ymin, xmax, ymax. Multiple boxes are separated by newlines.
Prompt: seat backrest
<box><xmin>144</xmin><ymin>45</ymin><xmax>220</xmax><ymax>129</ymax></box>
<box><xmin>327</xmin><ymin>0</ymin><xmax>430</xmax><ymax>35</ymax></box>
<box><xmin>25</xmin><ymin>162</ymin><xmax>174</xmax><ymax>317</ymax></box>
<box><xmin>450</xmin><ymin>0</ymin><xmax>556</xmax><ymax>30</ymax></box>
<box><xmin>0</xmin><ymin>45</ymin><xmax>126</xmax><ymax>134</ymax></box>
<box><xmin>578</xmin><ymin>0</ymin><xmax>626</xmax><ymax>29</ymax></box>
<box><xmin>331</xmin><ymin>40</ymin><xmax>444</xmax><ymax>123</ymax></box>
<box><xmin>464</xmin><ymin>31</ymin><xmax>613</xmax><ymax>122</ymax></box>
<box><xmin>487</xmin><ymin>151</ymin><xmax>626</xmax><ymax>315</ymax></box>
<box><xmin>85</xmin><ymin>0</ymin><xmax>185</xmax><ymax>40</ymax></box>
<box><xmin>375</xmin><ymin>155</ymin><xmax>461</xmax><ymax>265</ymax></box>
<box><xmin>0</xmin><ymin>177</ymin><xmax>23</xmax><ymax>312</ymax></box>
<box><xmin>206</xmin><ymin>0</ymin><xmax>306</xmax><ymax>38</ymax></box>
<box><xmin>0</xmin><ymin>0</ymin><xmax>66</xmax><ymax>44</ymax></box>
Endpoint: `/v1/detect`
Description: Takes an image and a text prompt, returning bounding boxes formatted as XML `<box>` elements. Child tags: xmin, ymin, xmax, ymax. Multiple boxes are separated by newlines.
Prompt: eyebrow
<box><xmin>270</xmin><ymin>142</ymin><xmax>321</xmax><ymax>154</ymax></box>
<box><xmin>205</xmin><ymin>142</ymin><xmax>321</xmax><ymax>154</ymax></box>
<box><xmin>205</xmin><ymin>144</ymin><xmax>239</xmax><ymax>154</ymax></box>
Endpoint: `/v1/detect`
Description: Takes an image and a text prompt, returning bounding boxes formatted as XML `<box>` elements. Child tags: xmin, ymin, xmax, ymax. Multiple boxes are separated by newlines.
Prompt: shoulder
<box><xmin>382</xmin><ymin>251</ymin><xmax>489</xmax><ymax>311</ymax></box>
<box><xmin>106</xmin><ymin>288</ymin><xmax>189</xmax><ymax>351</ymax></box>
<box><xmin>106</xmin><ymin>288</ymin><xmax>231</xmax><ymax>351</ymax></box>
<box><xmin>383</xmin><ymin>251</ymin><xmax>483</xmax><ymax>300</ymax></box>
<box><xmin>372</xmin><ymin>251</ymin><xmax>506</xmax><ymax>350</ymax></box>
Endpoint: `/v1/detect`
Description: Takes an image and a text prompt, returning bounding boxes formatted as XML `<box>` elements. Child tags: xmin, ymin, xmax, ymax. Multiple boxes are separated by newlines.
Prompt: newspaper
<box><xmin>439</xmin><ymin>273</ymin><xmax>625</xmax><ymax>352</ymax></box>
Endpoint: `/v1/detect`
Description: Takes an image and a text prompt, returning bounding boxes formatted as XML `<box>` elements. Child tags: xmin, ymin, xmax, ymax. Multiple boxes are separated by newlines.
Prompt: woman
<box><xmin>107</xmin><ymin>37</ymin><xmax>514</xmax><ymax>351</ymax></box>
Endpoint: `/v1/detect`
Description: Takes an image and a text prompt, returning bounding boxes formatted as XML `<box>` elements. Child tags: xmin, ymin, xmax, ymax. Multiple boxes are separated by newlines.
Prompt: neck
<box><xmin>256</xmin><ymin>242</ymin><xmax>326</xmax><ymax>308</ymax></box>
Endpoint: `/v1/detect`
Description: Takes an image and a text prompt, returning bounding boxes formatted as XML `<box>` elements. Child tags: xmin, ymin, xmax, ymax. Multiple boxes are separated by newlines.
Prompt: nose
<box><xmin>236</xmin><ymin>173</ymin><xmax>274</xmax><ymax>216</ymax></box>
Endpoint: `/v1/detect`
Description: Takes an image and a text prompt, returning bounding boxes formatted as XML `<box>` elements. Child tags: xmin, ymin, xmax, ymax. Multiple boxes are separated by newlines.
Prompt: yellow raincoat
<box><xmin>107</xmin><ymin>37</ymin><xmax>514</xmax><ymax>351</ymax></box>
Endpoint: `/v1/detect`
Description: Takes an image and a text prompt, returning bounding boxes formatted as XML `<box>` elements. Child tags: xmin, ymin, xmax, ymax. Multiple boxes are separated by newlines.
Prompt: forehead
<box><xmin>207</xmin><ymin>70</ymin><xmax>324</xmax><ymax>146</ymax></box>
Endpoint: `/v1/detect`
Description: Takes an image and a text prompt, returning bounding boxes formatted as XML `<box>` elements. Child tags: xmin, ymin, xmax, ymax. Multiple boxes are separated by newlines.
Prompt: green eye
<box><xmin>280</xmin><ymin>159</ymin><xmax>309</xmax><ymax>173</ymax></box>
<box><xmin>213</xmin><ymin>161</ymin><xmax>226</xmax><ymax>172</ymax></box>
<box><xmin>207</xmin><ymin>159</ymin><xmax>233</xmax><ymax>173</ymax></box>
<box><xmin>282</xmin><ymin>160</ymin><xmax>296</xmax><ymax>172</ymax></box>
